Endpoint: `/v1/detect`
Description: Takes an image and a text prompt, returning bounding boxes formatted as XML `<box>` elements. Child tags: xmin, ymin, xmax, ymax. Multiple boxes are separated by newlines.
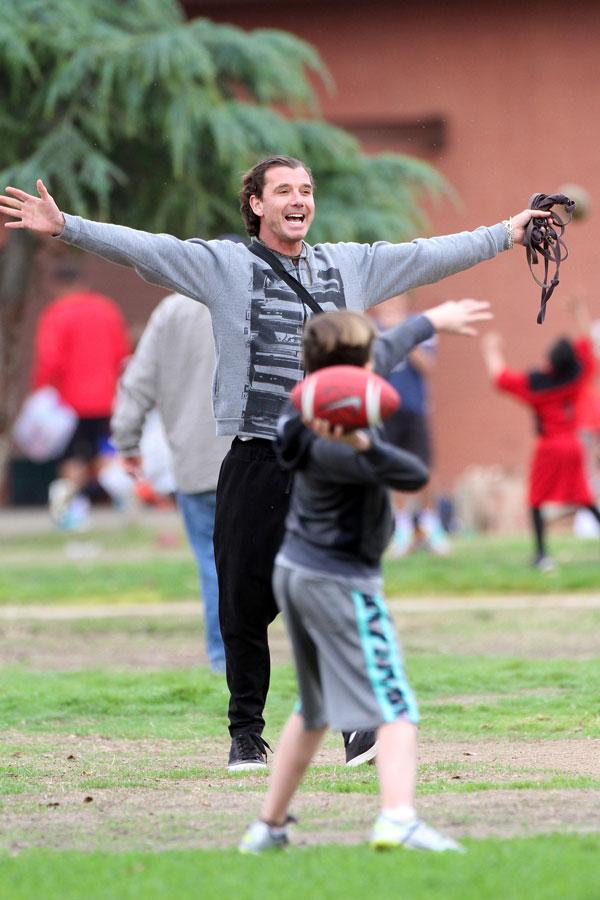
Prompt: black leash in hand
<box><xmin>524</xmin><ymin>192</ymin><xmax>576</xmax><ymax>324</ymax></box>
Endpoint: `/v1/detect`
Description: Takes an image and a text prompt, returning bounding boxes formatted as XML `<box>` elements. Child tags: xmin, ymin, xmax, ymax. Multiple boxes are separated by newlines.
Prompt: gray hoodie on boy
<box><xmin>58</xmin><ymin>215</ymin><xmax>509</xmax><ymax>439</ymax></box>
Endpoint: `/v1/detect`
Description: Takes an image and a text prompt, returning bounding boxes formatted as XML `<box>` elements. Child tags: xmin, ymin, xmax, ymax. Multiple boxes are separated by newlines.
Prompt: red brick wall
<box><xmin>185</xmin><ymin>0</ymin><xmax>600</xmax><ymax>492</ymax></box>
<box><xmin>13</xmin><ymin>0</ymin><xmax>598</xmax><ymax>501</ymax></box>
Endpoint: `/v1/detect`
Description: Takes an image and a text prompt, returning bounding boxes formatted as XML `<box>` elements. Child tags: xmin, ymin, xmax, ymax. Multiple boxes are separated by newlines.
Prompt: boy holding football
<box><xmin>239</xmin><ymin>307</ymin><xmax>480</xmax><ymax>854</ymax></box>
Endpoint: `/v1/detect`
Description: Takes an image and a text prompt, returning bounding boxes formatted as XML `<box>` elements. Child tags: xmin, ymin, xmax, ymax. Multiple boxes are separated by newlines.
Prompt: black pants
<box><xmin>214</xmin><ymin>438</ymin><xmax>291</xmax><ymax>737</ymax></box>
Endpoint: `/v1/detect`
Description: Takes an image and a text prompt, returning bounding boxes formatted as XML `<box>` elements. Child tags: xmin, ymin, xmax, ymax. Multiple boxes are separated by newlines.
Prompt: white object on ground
<box><xmin>12</xmin><ymin>387</ymin><xmax>77</xmax><ymax>462</ymax></box>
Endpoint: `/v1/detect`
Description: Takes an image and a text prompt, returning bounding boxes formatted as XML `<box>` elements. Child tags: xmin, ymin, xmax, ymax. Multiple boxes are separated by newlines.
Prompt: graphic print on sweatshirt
<box><xmin>241</xmin><ymin>264</ymin><xmax>346</xmax><ymax>437</ymax></box>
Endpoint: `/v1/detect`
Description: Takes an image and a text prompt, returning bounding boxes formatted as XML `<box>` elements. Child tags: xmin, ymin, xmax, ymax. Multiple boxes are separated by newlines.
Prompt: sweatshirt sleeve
<box><xmin>373</xmin><ymin>314</ymin><xmax>434</xmax><ymax>378</ymax></box>
<box><xmin>58</xmin><ymin>215</ymin><xmax>232</xmax><ymax>308</ymax></box>
<box><xmin>350</xmin><ymin>224</ymin><xmax>509</xmax><ymax>307</ymax></box>
<box><xmin>110</xmin><ymin>308</ymin><xmax>162</xmax><ymax>455</ymax></box>
<box><xmin>308</xmin><ymin>436</ymin><xmax>429</xmax><ymax>491</ymax></box>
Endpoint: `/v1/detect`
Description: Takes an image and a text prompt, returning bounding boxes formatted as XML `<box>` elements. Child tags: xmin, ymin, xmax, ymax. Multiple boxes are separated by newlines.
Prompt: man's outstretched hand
<box><xmin>510</xmin><ymin>208</ymin><xmax>553</xmax><ymax>246</ymax></box>
<box><xmin>0</xmin><ymin>179</ymin><xmax>65</xmax><ymax>236</ymax></box>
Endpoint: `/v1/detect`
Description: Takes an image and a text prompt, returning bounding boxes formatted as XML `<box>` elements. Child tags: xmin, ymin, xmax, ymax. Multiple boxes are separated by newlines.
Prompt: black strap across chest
<box><xmin>247</xmin><ymin>242</ymin><xmax>325</xmax><ymax>316</ymax></box>
<box><xmin>524</xmin><ymin>192</ymin><xmax>575</xmax><ymax>325</ymax></box>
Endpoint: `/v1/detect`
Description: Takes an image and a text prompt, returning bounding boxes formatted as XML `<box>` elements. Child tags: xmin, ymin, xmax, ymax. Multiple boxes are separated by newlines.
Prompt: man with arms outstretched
<box><xmin>1</xmin><ymin>157</ymin><xmax>550</xmax><ymax>769</ymax></box>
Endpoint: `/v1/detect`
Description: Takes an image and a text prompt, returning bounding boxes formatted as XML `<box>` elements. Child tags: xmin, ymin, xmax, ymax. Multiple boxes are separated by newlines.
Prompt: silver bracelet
<box><xmin>502</xmin><ymin>217</ymin><xmax>514</xmax><ymax>250</ymax></box>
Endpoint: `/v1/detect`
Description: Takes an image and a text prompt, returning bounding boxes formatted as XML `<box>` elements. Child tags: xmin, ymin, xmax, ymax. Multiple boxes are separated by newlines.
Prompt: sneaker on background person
<box><xmin>371</xmin><ymin>812</ymin><xmax>464</xmax><ymax>852</ymax></box>
<box><xmin>228</xmin><ymin>733</ymin><xmax>271</xmax><ymax>771</ymax></box>
<box><xmin>420</xmin><ymin>508</ymin><xmax>451</xmax><ymax>556</ymax></box>
<box><xmin>48</xmin><ymin>477</ymin><xmax>75</xmax><ymax>524</ymax></box>
<box><xmin>533</xmin><ymin>554</ymin><xmax>557</xmax><ymax>573</ymax></box>
<box><xmin>388</xmin><ymin>512</ymin><xmax>415</xmax><ymax>558</ymax></box>
<box><xmin>48</xmin><ymin>478</ymin><xmax>91</xmax><ymax>531</ymax></box>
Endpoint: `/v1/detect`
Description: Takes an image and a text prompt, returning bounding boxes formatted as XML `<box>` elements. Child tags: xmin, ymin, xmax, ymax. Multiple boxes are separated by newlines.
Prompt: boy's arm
<box><xmin>407</xmin><ymin>342</ymin><xmax>436</xmax><ymax>377</ymax></box>
<box><xmin>374</xmin><ymin>299</ymin><xmax>492</xmax><ymax>378</ymax></box>
<box><xmin>373</xmin><ymin>315</ymin><xmax>433</xmax><ymax>377</ymax></box>
<box><xmin>308</xmin><ymin>429</ymin><xmax>429</xmax><ymax>492</ymax></box>
<box><xmin>276</xmin><ymin>407</ymin><xmax>427</xmax><ymax>490</ymax></box>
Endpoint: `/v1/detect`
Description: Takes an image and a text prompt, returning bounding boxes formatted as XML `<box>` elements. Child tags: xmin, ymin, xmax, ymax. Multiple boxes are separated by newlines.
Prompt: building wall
<box><xmin>12</xmin><ymin>1</ymin><xmax>599</xmax><ymax>503</ymax></box>
<box><xmin>186</xmin><ymin>0</ymin><xmax>600</xmax><ymax>492</ymax></box>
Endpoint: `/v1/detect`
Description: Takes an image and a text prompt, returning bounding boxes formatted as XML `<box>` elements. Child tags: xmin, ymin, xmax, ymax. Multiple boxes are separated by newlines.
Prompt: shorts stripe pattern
<box><xmin>351</xmin><ymin>590</ymin><xmax>419</xmax><ymax>725</ymax></box>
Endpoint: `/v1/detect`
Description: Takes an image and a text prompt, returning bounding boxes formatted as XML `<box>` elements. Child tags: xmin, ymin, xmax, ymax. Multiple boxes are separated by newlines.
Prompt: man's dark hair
<box><xmin>239</xmin><ymin>156</ymin><xmax>314</xmax><ymax>237</ymax></box>
<box><xmin>303</xmin><ymin>310</ymin><xmax>377</xmax><ymax>374</ymax></box>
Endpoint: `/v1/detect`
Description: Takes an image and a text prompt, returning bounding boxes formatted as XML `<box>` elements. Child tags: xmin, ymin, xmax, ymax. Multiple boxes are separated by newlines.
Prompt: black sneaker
<box><xmin>228</xmin><ymin>733</ymin><xmax>271</xmax><ymax>771</ymax></box>
<box><xmin>343</xmin><ymin>730</ymin><xmax>377</xmax><ymax>767</ymax></box>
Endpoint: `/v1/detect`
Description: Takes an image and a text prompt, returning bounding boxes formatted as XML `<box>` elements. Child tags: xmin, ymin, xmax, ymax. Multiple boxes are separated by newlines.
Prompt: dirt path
<box><xmin>2</xmin><ymin>593</ymin><xmax>600</xmax><ymax>621</ymax></box>
<box><xmin>3</xmin><ymin>732</ymin><xmax>600</xmax><ymax>852</ymax></box>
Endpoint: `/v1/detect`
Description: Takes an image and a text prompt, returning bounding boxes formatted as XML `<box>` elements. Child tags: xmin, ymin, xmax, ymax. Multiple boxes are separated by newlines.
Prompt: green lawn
<box><xmin>1</xmin><ymin>532</ymin><xmax>599</xmax><ymax>604</ymax></box>
<box><xmin>1</xmin><ymin>525</ymin><xmax>599</xmax><ymax>898</ymax></box>
<box><xmin>2</xmin><ymin>836</ymin><xmax>599</xmax><ymax>900</ymax></box>
<box><xmin>1</xmin><ymin>655</ymin><xmax>599</xmax><ymax>744</ymax></box>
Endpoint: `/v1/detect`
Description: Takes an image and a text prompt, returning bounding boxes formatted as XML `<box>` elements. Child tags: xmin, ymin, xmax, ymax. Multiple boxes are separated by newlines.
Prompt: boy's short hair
<box><xmin>303</xmin><ymin>310</ymin><xmax>377</xmax><ymax>373</ymax></box>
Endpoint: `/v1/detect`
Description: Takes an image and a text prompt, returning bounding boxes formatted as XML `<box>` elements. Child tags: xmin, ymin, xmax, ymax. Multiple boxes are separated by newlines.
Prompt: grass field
<box><xmin>1</xmin><ymin>525</ymin><xmax>600</xmax><ymax>604</ymax></box>
<box><xmin>1</xmin><ymin>521</ymin><xmax>599</xmax><ymax>898</ymax></box>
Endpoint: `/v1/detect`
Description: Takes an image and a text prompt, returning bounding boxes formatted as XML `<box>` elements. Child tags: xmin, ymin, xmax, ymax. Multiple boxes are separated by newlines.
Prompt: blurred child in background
<box><xmin>370</xmin><ymin>295</ymin><xmax>449</xmax><ymax>556</ymax></box>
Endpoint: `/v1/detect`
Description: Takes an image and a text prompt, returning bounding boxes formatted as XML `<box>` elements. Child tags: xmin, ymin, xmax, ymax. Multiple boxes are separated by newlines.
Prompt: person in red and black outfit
<box><xmin>482</xmin><ymin>327</ymin><xmax>600</xmax><ymax>570</ymax></box>
<box><xmin>32</xmin><ymin>262</ymin><xmax>130</xmax><ymax>526</ymax></box>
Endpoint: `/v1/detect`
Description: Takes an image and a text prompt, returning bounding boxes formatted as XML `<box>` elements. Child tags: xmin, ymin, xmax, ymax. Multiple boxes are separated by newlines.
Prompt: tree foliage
<box><xmin>0</xmin><ymin>0</ymin><xmax>447</xmax><ymax>241</ymax></box>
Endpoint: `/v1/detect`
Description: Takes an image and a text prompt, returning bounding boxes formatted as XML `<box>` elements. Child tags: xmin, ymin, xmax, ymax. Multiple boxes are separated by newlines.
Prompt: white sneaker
<box><xmin>239</xmin><ymin>818</ymin><xmax>293</xmax><ymax>854</ymax></box>
<box><xmin>388</xmin><ymin>517</ymin><xmax>415</xmax><ymax>558</ymax></box>
<box><xmin>371</xmin><ymin>813</ymin><xmax>464</xmax><ymax>852</ymax></box>
<box><xmin>48</xmin><ymin>478</ymin><xmax>76</xmax><ymax>525</ymax></box>
<box><xmin>48</xmin><ymin>479</ymin><xmax>91</xmax><ymax>530</ymax></box>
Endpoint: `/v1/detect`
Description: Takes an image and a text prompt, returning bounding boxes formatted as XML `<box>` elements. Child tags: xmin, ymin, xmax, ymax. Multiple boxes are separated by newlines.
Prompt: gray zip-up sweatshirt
<box><xmin>110</xmin><ymin>294</ymin><xmax>231</xmax><ymax>494</ymax></box>
<box><xmin>58</xmin><ymin>216</ymin><xmax>509</xmax><ymax>439</ymax></box>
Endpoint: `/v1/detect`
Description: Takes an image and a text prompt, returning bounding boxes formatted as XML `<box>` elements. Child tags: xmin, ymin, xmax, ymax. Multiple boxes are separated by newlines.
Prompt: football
<box><xmin>291</xmin><ymin>365</ymin><xmax>400</xmax><ymax>431</ymax></box>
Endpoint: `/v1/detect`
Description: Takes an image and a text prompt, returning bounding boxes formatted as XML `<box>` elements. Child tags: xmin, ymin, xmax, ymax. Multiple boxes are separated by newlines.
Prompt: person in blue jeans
<box><xmin>111</xmin><ymin>292</ymin><xmax>232</xmax><ymax>672</ymax></box>
<box><xmin>177</xmin><ymin>491</ymin><xmax>222</xmax><ymax>669</ymax></box>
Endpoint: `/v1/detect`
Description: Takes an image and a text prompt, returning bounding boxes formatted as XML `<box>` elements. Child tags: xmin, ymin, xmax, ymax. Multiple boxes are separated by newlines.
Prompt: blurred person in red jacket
<box><xmin>32</xmin><ymin>261</ymin><xmax>130</xmax><ymax>528</ymax></box>
<box><xmin>482</xmin><ymin>309</ymin><xmax>600</xmax><ymax>571</ymax></box>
